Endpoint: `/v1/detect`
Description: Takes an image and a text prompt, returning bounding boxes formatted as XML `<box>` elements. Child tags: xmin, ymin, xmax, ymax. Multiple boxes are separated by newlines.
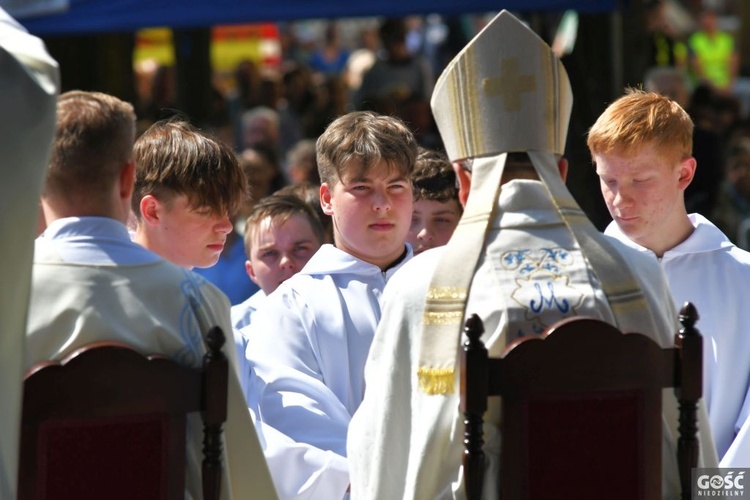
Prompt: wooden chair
<box><xmin>461</xmin><ymin>303</ymin><xmax>702</xmax><ymax>500</ymax></box>
<box><xmin>18</xmin><ymin>326</ymin><xmax>229</xmax><ymax>500</ymax></box>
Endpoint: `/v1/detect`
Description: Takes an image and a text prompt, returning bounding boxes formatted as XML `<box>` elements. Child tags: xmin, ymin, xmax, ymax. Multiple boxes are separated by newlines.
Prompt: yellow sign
<box><xmin>133</xmin><ymin>24</ymin><xmax>280</xmax><ymax>73</ymax></box>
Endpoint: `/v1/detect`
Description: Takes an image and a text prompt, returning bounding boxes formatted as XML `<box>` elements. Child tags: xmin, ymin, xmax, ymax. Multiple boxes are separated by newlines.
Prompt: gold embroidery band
<box><xmin>426</xmin><ymin>286</ymin><xmax>467</xmax><ymax>300</ymax></box>
<box><xmin>423</xmin><ymin>310</ymin><xmax>464</xmax><ymax>326</ymax></box>
<box><xmin>417</xmin><ymin>367</ymin><xmax>456</xmax><ymax>395</ymax></box>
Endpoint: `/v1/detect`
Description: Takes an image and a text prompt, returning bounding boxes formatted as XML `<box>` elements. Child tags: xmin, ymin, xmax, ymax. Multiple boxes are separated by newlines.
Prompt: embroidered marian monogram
<box><xmin>501</xmin><ymin>247</ymin><xmax>584</xmax><ymax>333</ymax></box>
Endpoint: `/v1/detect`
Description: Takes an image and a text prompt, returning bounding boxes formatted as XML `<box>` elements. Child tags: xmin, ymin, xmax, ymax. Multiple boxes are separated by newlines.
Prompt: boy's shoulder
<box><xmin>269</xmin><ymin>244</ymin><xmax>413</xmax><ymax>303</ymax></box>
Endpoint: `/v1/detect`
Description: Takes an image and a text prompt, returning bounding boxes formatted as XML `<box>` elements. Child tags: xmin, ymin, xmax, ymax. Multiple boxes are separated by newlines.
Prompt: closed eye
<box><xmin>294</xmin><ymin>245</ymin><xmax>314</xmax><ymax>256</ymax></box>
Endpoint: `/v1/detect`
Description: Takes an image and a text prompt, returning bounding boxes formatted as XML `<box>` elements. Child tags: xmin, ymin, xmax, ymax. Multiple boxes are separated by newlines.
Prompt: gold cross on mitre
<box><xmin>482</xmin><ymin>57</ymin><xmax>536</xmax><ymax>112</ymax></box>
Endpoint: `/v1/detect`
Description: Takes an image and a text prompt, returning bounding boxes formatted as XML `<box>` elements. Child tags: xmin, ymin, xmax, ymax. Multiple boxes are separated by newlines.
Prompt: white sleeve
<box><xmin>231</xmin><ymin>327</ymin><xmax>251</xmax><ymax>401</ymax></box>
<box><xmin>245</xmin><ymin>289</ymin><xmax>351</xmax><ymax>499</ymax></box>
<box><xmin>261</xmin><ymin>420</ymin><xmax>349</xmax><ymax>500</ymax></box>
<box><xmin>720</xmin><ymin>388</ymin><xmax>750</xmax><ymax>467</ymax></box>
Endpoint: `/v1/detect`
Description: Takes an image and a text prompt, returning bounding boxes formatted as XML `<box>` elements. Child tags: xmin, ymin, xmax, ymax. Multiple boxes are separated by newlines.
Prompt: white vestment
<box><xmin>27</xmin><ymin>217</ymin><xmax>278</xmax><ymax>500</ymax></box>
<box><xmin>231</xmin><ymin>290</ymin><xmax>266</xmax><ymax>403</ymax></box>
<box><xmin>244</xmin><ymin>243</ymin><xmax>412</xmax><ymax>499</ymax></box>
<box><xmin>231</xmin><ymin>288</ymin><xmax>267</xmax><ymax>330</ymax></box>
<box><xmin>0</xmin><ymin>9</ymin><xmax>58</xmax><ymax>498</ymax></box>
<box><xmin>348</xmin><ymin>180</ymin><xmax>717</xmax><ymax>500</ymax></box>
<box><xmin>607</xmin><ymin>213</ymin><xmax>750</xmax><ymax>465</ymax></box>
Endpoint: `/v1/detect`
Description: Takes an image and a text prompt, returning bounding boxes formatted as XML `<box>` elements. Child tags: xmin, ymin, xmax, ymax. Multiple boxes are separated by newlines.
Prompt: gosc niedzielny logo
<box><xmin>694</xmin><ymin>469</ymin><xmax>747</xmax><ymax>497</ymax></box>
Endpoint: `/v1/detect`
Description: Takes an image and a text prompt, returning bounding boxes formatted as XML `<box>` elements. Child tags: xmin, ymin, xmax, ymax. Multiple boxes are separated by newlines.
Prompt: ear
<box><xmin>245</xmin><ymin>260</ymin><xmax>260</xmax><ymax>285</ymax></box>
<box><xmin>119</xmin><ymin>161</ymin><xmax>136</xmax><ymax>200</ymax></box>
<box><xmin>139</xmin><ymin>194</ymin><xmax>162</xmax><ymax>226</ymax></box>
<box><xmin>557</xmin><ymin>158</ymin><xmax>569</xmax><ymax>182</ymax></box>
<box><xmin>677</xmin><ymin>156</ymin><xmax>697</xmax><ymax>190</ymax></box>
<box><xmin>320</xmin><ymin>183</ymin><xmax>334</xmax><ymax>216</ymax></box>
<box><xmin>452</xmin><ymin>163</ymin><xmax>471</xmax><ymax>207</ymax></box>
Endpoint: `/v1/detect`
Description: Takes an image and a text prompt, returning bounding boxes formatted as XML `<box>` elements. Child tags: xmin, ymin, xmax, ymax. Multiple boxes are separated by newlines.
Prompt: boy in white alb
<box><xmin>130</xmin><ymin>118</ymin><xmax>254</xmax><ymax>396</ymax></box>
<box><xmin>243</xmin><ymin>111</ymin><xmax>418</xmax><ymax>499</ymax></box>
<box><xmin>231</xmin><ymin>194</ymin><xmax>325</xmax><ymax>330</ymax></box>
<box><xmin>589</xmin><ymin>88</ymin><xmax>750</xmax><ymax>466</ymax></box>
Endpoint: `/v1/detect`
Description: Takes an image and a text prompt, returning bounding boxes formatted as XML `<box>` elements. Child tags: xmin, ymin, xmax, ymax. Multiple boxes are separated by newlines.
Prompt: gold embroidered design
<box><xmin>423</xmin><ymin>311</ymin><xmax>464</xmax><ymax>326</ymax></box>
<box><xmin>483</xmin><ymin>57</ymin><xmax>536</xmax><ymax>112</ymax></box>
<box><xmin>417</xmin><ymin>367</ymin><xmax>456</xmax><ymax>395</ymax></box>
<box><xmin>501</xmin><ymin>247</ymin><xmax>584</xmax><ymax>333</ymax></box>
<box><xmin>426</xmin><ymin>287</ymin><xmax>468</xmax><ymax>300</ymax></box>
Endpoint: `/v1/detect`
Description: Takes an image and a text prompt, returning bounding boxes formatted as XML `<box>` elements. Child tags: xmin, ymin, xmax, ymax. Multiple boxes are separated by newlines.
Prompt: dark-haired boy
<box><xmin>407</xmin><ymin>147</ymin><xmax>462</xmax><ymax>255</ymax></box>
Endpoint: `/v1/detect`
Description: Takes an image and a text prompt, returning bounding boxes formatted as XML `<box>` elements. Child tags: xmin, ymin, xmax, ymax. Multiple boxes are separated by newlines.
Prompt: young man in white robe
<box><xmin>27</xmin><ymin>91</ymin><xmax>278</xmax><ymax>500</ymax></box>
<box><xmin>130</xmin><ymin>118</ymin><xmax>256</xmax><ymax>400</ymax></box>
<box><xmin>589</xmin><ymin>88</ymin><xmax>750</xmax><ymax>466</ymax></box>
<box><xmin>347</xmin><ymin>10</ymin><xmax>718</xmax><ymax>499</ymax></box>
<box><xmin>242</xmin><ymin>111</ymin><xmax>418</xmax><ymax>499</ymax></box>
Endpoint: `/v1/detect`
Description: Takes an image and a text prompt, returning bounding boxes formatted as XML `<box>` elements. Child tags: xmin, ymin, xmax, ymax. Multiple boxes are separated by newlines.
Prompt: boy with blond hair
<box><xmin>589</xmin><ymin>88</ymin><xmax>750</xmax><ymax>466</ymax></box>
<box><xmin>407</xmin><ymin>146</ymin><xmax>462</xmax><ymax>255</ymax></box>
<box><xmin>231</xmin><ymin>194</ymin><xmax>325</xmax><ymax>330</ymax></box>
<box><xmin>243</xmin><ymin>111</ymin><xmax>417</xmax><ymax>498</ymax></box>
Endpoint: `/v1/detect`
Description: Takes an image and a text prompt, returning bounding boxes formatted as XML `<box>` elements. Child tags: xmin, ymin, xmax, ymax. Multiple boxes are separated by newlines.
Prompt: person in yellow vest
<box><xmin>688</xmin><ymin>8</ymin><xmax>739</xmax><ymax>94</ymax></box>
<box><xmin>645</xmin><ymin>0</ymin><xmax>687</xmax><ymax>69</ymax></box>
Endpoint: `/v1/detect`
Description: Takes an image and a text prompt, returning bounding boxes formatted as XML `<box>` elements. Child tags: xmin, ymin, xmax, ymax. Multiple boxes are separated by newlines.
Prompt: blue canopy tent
<box><xmin>16</xmin><ymin>0</ymin><xmax>618</xmax><ymax>36</ymax></box>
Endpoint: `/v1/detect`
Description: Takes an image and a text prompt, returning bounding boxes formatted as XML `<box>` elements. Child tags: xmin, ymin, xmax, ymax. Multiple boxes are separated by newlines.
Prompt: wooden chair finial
<box><xmin>678</xmin><ymin>302</ymin><xmax>699</xmax><ymax>336</ymax></box>
<box><xmin>464</xmin><ymin>313</ymin><xmax>484</xmax><ymax>345</ymax></box>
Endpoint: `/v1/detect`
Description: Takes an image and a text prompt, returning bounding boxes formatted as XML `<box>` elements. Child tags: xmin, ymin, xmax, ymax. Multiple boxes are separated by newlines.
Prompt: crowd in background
<box><xmin>127</xmin><ymin>3</ymin><xmax>750</xmax><ymax>307</ymax></box>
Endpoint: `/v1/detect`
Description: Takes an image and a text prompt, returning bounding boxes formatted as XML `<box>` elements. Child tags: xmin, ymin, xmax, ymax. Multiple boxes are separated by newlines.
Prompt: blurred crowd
<box><xmin>130</xmin><ymin>4</ymin><xmax>750</xmax><ymax>306</ymax></box>
<box><xmin>642</xmin><ymin>0</ymin><xmax>750</xmax><ymax>250</ymax></box>
<box><xmin>128</xmin><ymin>15</ymin><xmax>480</xmax><ymax>303</ymax></box>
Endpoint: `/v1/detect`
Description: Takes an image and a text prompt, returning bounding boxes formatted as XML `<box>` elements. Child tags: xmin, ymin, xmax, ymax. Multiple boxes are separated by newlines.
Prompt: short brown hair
<box><xmin>316</xmin><ymin>111</ymin><xmax>418</xmax><ymax>186</ymax></box>
<box><xmin>587</xmin><ymin>88</ymin><xmax>693</xmax><ymax>165</ymax></box>
<box><xmin>412</xmin><ymin>147</ymin><xmax>459</xmax><ymax>204</ymax></box>
<box><xmin>243</xmin><ymin>194</ymin><xmax>325</xmax><ymax>257</ymax></box>
<box><xmin>274</xmin><ymin>181</ymin><xmax>333</xmax><ymax>242</ymax></box>
<box><xmin>44</xmin><ymin>91</ymin><xmax>136</xmax><ymax>204</ymax></box>
<box><xmin>132</xmin><ymin>119</ymin><xmax>248</xmax><ymax>218</ymax></box>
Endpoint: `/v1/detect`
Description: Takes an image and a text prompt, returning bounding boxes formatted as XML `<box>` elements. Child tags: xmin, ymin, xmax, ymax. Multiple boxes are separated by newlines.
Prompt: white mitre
<box><xmin>431</xmin><ymin>9</ymin><xmax>571</xmax><ymax>161</ymax></box>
